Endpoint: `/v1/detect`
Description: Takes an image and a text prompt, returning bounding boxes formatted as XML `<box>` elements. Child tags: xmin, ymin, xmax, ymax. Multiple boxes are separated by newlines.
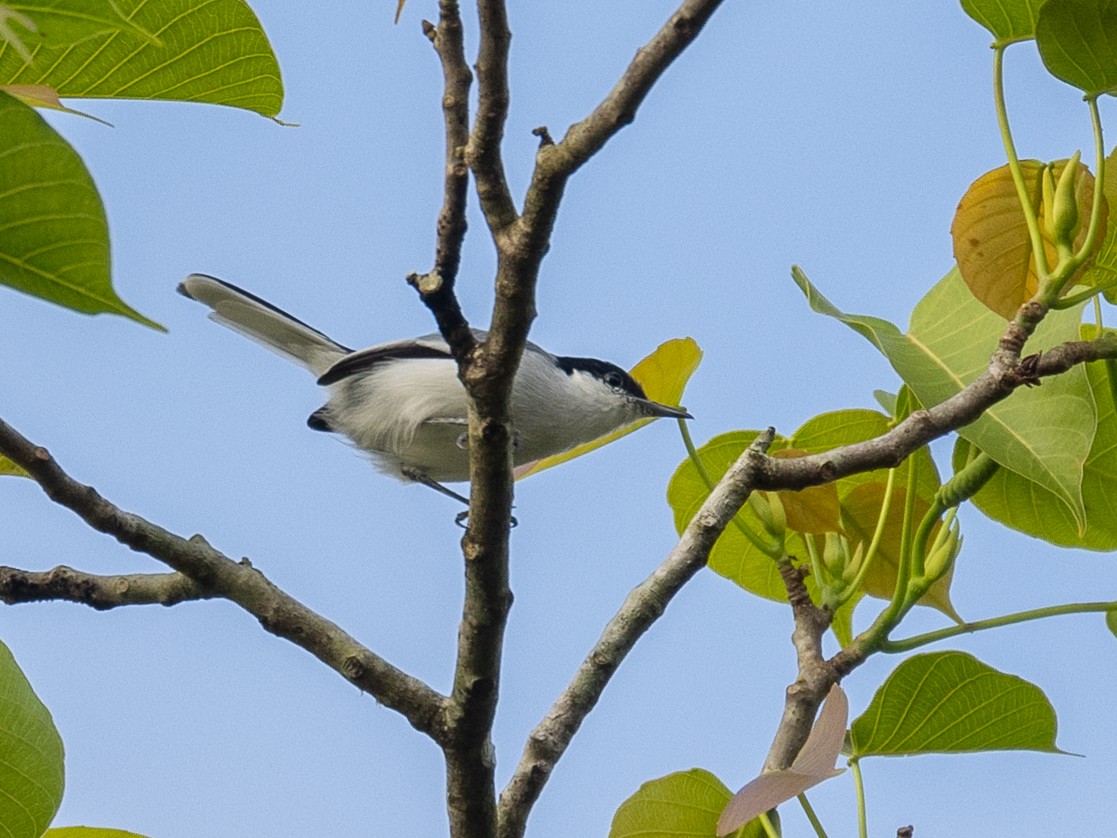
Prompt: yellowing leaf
<box><xmin>515</xmin><ymin>337</ymin><xmax>700</xmax><ymax>479</ymax></box>
<box><xmin>842</xmin><ymin>483</ymin><xmax>959</xmax><ymax>619</ymax></box>
<box><xmin>768</xmin><ymin>449</ymin><xmax>840</xmax><ymax>534</ymax></box>
<box><xmin>952</xmin><ymin>160</ymin><xmax>1105</xmax><ymax>319</ymax></box>
<box><xmin>0</xmin><ymin>455</ymin><xmax>27</xmax><ymax>477</ymax></box>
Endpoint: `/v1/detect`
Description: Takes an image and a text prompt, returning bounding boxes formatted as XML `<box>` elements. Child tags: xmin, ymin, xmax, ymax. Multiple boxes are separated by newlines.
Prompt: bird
<box><xmin>178</xmin><ymin>273</ymin><xmax>692</xmax><ymax>507</ymax></box>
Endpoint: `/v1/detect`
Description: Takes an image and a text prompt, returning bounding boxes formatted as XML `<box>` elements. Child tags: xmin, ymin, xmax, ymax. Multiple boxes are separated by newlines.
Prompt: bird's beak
<box><xmin>642</xmin><ymin>400</ymin><xmax>693</xmax><ymax>420</ymax></box>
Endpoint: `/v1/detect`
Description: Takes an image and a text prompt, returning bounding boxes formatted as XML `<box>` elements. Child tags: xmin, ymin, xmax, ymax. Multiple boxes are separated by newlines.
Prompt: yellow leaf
<box><xmin>952</xmin><ymin>159</ymin><xmax>1105</xmax><ymax>319</ymax></box>
<box><xmin>841</xmin><ymin>483</ymin><xmax>959</xmax><ymax>619</ymax></box>
<box><xmin>515</xmin><ymin>337</ymin><xmax>701</xmax><ymax>480</ymax></box>
<box><xmin>0</xmin><ymin>455</ymin><xmax>27</xmax><ymax>477</ymax></box>
<box><xmin>768</xmin><ymin>449</ymin><xmax>841</xmax><ymax>534</ymax></box>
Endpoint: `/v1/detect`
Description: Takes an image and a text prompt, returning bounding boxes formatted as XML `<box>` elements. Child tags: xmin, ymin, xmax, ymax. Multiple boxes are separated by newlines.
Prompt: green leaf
<box><xmin>872</xmin><ymin>388</ymin><xmax>897</xmax><ymax>415</ymax></box>
<box><xmin>45</xmin><ymin>829</ymin><xmax>152</xmax><ymax>838</ymax></box>
<box><xmin>960</xmin><ymin>0</ymin><xmax>1043</xmax><ymax>44</ymax></box>
<box><xmin>668</xmin><ymin>412</ymin><xmax>956</xmax><ymax>618</ymax></box>
<box><xmin>0</xmin><ymin>91</ymin><xmax>160</xmax><ymax>326</ymax></box>
<box><xmin>6</xmin><ymin>1</ymin><xmax>158</xmax><ymax>51</ymax></box>
<box><xmin>789</xmin><ymin>409</ymin><xmax>941</xmax><ymax>501</ymax></box>
<box><xmin>0</xmin><ymin>5</ymin><xmax>39</xmax><ymax>61</ymax></box>
<box><xmin>668</xmin><ymin>429</ymin><xmax>796</xmax><ymax>603</ymax></box>
<box><xmin>609</xmin><ymin>768</ymin><xmax>733</xmax><ymax>838</ymax></box>
<box><xmin>1106</xmin><ymin>607</ymin><xmax>1117</xmax><ymax>639</ymax></box>
<box><xmin>793</xmin><ymin>266</ymin><xmax>1094</xmax><ymax>532</ymax></box>
<box><xmin>849</xmin><ymin>651</ymin><xmax>1063</xmax><ymax>757</ymax></box>
<box><xmin>516</xmin><ymin>337</ymin><xmax>700</xmax><ymax>479</ymax></box>
<box><xmin>957</xmin><ymin>326</ymin><xmax>1117</xmax><ymax>549</ymax></box>
<box><xmin>0</xmin><ymin>0</ymin><xmax>283</xmax><ymax>117</ymax></box>
<box><xmin>1037</xmin><ymin>0</ymin><xmax>1117</xmax><ymax>97</ymax></box>
<box><xmin>0</xmin><ymin>639</ymin><xmax>65</xmax><ymax>838</ymax></box>
<box><xmin>1077</xmin><ymin>146</ymin><xmax>1117</xmax><ymax>303</ymax></box>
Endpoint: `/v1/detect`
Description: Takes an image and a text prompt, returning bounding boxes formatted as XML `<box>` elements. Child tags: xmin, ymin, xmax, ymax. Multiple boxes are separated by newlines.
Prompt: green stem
<box><xmin>1043</xmin><ymin>94</ymin><xmax>1108</xmax><ymax>302</ymax></box>
<box><xmin>880</xmin><ymin>600</ymin><xmax>1117</xmax><ymax>653</ymax></box>
<box><xmin>758</xmin><ymin>810</ymin><xmax>780</xmax><ymax>838</ymax></box>
<box><xmin>851</xmin><ymin>758</ymin><xmax>868</xmax><ymax>838</ymax></box>
<box><xmin>837</xmin><ymin>466</ymin><xmax>896</xmax><ymax>604</ymax></box>
<box><xmin>1052</xmin><ymin>271</ymin><xmax>1117</xmax><ymax>308</ymax></box>
<box><xmin>911</xmin><ymin>450</ymin><xmax>999</xmax><ymax>585</ymax></box>
<box><xmin>868</xmin><ymin>454</ymin><xmax>919</xmax><ymax>636</ymax></box>
<box><xmin>677</xmin><ymin>420</ymin><xmax>783</xmax><ymax>558</ymax></box>
<box><xmin>798</xmin><ymin>793</ymin><xmax>828</xmax><ymax>838</ymax></box>
<box><xmin>993</xmin><ymin>45</ymin><xmax>1049</xmax><ymax>283</ymax></box>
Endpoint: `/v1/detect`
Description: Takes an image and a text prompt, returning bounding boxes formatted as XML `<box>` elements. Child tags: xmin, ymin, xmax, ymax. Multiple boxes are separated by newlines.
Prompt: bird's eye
<box><xmin>604</xmin><ymin>371</ymin><xmax>625</xmax><ymax>390</ymax></box>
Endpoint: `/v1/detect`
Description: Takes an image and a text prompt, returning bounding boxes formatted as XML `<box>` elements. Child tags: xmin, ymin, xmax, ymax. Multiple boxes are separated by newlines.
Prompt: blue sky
<box><xmin>3</xmin><ymin>1</ymin><xmax>1116</xmax><ymax>835</ymax></box>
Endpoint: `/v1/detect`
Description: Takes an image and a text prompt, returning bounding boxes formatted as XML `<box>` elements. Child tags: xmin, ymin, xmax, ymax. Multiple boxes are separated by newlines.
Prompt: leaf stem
<box><xmin>798</xmin><ymin>792</ymin><xmax>828</xmax><ymax>838</ymax></box>
<box><xmin>993</xmin><ymin>45</ymin><xmax>1049</xmax><ymax>283</ymax></box>
<box><xmin>880</xmin><ymin>600</ymin><xmax>1117</xmax><ymax>653</ymax></box>
<box><xmin>1042</xmin><ymin>94</ymin><xmax>1108</xmax><ymax>302</ymax></box>
<box><xmin>850</xmin><ymin>758</ymin><xmax>868</xmax><ymax>838</ymax></box>
<box><xmin>836</xmin><ymin>467</ymin><xmax>896</xmax><ymax>606</ymax></box>
<box><xmin>758</xmin><ymin>810</ymin><xmax>781</xmax><ymax>838</ymax></box>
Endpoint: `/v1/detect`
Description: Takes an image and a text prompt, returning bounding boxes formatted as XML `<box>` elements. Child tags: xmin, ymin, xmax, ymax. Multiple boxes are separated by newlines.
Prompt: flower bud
<box><xmin>923</xmin><ymin>516</ymin><xmax>962</xmax><ymax>582</ymax></box>
<box><xmin>1050</xmin><ymin>152</ymin><xmax>1082</xmax><ymax>243</ymax></box>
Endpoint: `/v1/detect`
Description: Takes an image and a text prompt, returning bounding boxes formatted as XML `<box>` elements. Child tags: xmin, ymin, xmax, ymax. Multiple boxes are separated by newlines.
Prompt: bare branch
<box><xmin>519</xmin><ymin>0</ymin><xmax>726</xmax><ymax>246</ymax></box>
<box><xmin>466</xmin><ymin>0</ymin><xmax>517</xmax><ymax>232</ymax></box>
<box><xmin>0</xmin><ymin>565</ymin><xmax>212</xmax><ymax>609</ymax></box>
<box><xmin>761</xmin><ymin>557</ymin><xmax>835</xmax><ymax>772</ymax></box>
<box><xmin>411</xmin><ymin>1</ymin><xmax>476</xmax><ymax>361</ymax></box>
<box><xmin>0</xmin><ymin>418</ymin><xmax>451</xmax><ymax>744</ymax></box>
<box><xmin>755</xmin><ymin>334</ymin><xmax>1117</xmax><ymax>492</ymax></box>
<box><xmin>497</xmin><ymin>432</ymin><xmax>775</xmax><ymax>838</ymax></box>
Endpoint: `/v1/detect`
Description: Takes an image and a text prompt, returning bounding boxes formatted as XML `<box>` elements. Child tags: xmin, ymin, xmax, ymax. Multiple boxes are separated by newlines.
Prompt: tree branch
<box><xmin>755</xmin><ymin>335</ymin><xmax>1117</xmax><ymax>492</ymax></box>
<box><xmin>466</xmin><ymin>0</ymin><xmax>517</xmax><ymax>233</ymax></box>
<box><xmin>0</xmin><ymin>418</ymin><xmax>451</xmax><ymax>745</ymax></box>
<box><xmin>496</xmin><ymin>431</ymin><xmax>775</xmax><ymax>838</ymax></box>
<box><xmin>411</xmin><ymin>1</ymin><xmax>476</xmax><ymax>360</ymax></box>
<box><xmin>761</xmin><ymin>556</ymin><xmax>835</xmax><ymax>772</ymax></box>
<box><xmin>0</xmin><ymin>565</ymin><xmax>213</xmax><ymax>609</ymax></box>
<box><xmin>518</xmin><ymin>0</ymin><xmax>726</xmax><ymax>251</ymax></box>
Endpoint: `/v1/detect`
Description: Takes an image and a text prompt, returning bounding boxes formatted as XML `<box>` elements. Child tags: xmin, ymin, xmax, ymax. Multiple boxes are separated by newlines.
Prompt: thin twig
<box><xmin>0</xmin><ymin>418</ymin><xmax>451</xmax><ymax>744</ymax></box>
<box><xmin>761</xmin><ymin>556</ymin><xmax>835</xmax><ymax>772</ymax></box>
<box><xmin>752</xmin><ymin>336</ymin><xmax>1117</xmax><ymax>492</ymax></box>
<box><xmin>411</xmin><ymin>1</ymin><xmax>476</xmax><ymax>361</ymax></box>
<box><xmin>0</xmin><ymin>565</ymin><xmax>212</xmax><ymax>609</ymax></box>
<box><xmin>466</xmin><ymin>0</ymin><xmax>516</xmax><ymax>232</ymax></box>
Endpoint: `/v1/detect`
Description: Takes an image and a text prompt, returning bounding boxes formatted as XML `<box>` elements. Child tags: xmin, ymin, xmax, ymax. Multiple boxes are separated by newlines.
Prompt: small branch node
<box><xmin>342</xmin><ymin>654</ymin><xmax>367</xmax><ymax>682</ymax></box>
<box><xmin>531</xmin><ymin>126</ymin><xmax>554</xmax><ymax>147</ymax></box>
<box><xmin>407</xmin><ymin>270</ymin><xmax>445</xmax><ymax>296</ymax></box>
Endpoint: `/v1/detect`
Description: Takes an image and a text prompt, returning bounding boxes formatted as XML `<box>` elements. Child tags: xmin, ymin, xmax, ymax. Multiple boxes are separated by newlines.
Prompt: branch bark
<box><xmin>0</xmin><ymin>565</ymin><xmax>212</xmax><ymax>609</ymax></box>
<box><xmin>497</xmin><ymin>431</ymin><xmax>774</xmax><ymax>838</ymax></box>
<box><xmin>466</xmin><ymin>0</ymin><xmax>516</xmax><ymax>233</ymax></box>
<box><xmin>0</xmin><ymin>418</ymin><xmax>451</xmax><ymax>744</ymax></box>
<box><xmin>411</xmin><ymin>1</ymin><xmax>476</xmax><ymax>361</ymax></box>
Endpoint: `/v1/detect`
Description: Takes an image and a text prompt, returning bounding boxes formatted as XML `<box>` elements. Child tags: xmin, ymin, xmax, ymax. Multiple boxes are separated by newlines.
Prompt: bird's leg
<box><xmin>401</xmin><ymin>468</ymin><xmax>517</xmax><ymax>528</ymax></box>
